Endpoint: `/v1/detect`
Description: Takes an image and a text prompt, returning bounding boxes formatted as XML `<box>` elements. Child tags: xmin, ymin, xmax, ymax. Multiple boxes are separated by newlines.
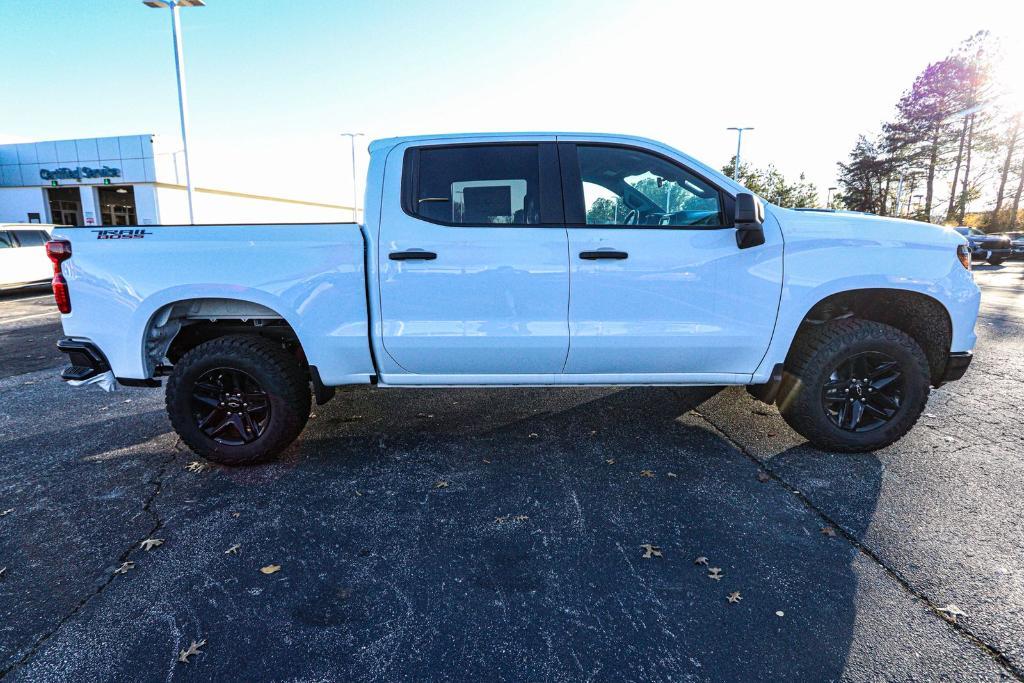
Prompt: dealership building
<box><xmin>0</xmin><ymin>134</ymin><xmax>352</xmax><ymax>226</ymax></box>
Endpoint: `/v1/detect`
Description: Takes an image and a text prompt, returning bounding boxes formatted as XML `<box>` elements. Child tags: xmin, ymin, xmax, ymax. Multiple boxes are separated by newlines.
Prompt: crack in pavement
<box><xmin>692</xmin><ymin>408</ymin><xmax>1024</xmax><ymax>682</ymax></box>
<box><xmin>0</xmin><ymin>442</ymin><xmax>182</xmax><ymax>679</ymax></box>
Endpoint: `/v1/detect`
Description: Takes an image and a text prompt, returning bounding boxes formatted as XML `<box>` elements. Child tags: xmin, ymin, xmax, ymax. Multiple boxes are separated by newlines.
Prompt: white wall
<box><xmin>154</xmin><ymin>185</ymin><xmax>352</xmax><ymax>225</ymax></box>
<box><xmin>0</xmin><ymin>187</ymin><xmax>48</xmax><ymax>223</ymax></box>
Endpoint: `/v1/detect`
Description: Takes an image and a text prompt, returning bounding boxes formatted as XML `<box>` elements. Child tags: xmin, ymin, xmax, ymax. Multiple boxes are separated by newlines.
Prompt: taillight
<box><xmin>46</xmin><ymin>240</ymin><xmax>72</xmax><ymax>313</ymax></box>
<box><xmin>956</xmin><ymin>244</ymin><xmax>971</xmax><ymax>272</ymax></box>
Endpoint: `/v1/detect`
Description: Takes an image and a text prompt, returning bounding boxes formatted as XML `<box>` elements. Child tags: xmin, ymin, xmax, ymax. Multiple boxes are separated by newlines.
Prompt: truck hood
<box><xmin>768</xmin><ymin>207</ymin><xmax>967</xmax><ymax>249</ymax></box>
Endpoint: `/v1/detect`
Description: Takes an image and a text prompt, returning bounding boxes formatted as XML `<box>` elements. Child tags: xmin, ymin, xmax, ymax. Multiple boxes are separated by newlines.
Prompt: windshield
<box><xmin>955</xmin><ymin>227</ymin><xmax>983</xmax><ymax>236</ymax></box>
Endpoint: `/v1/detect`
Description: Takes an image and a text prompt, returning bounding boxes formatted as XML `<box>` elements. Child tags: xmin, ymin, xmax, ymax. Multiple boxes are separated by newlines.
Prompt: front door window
<box><xmin>576</xmin><ymin>145</ymin><xmax>724</xmax><ymax>227</ymax></box>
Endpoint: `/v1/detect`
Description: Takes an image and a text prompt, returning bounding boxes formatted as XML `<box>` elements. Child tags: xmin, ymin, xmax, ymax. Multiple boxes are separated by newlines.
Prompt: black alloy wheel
<box><xmin>191</xmin><ymin>367</ymin><xmax>272</xmax><ymax>445</ymax></box>
<box><xmin>822</xmin><ymin>351</ymin><xmax>903</xmax><ymax>432</ymax></box>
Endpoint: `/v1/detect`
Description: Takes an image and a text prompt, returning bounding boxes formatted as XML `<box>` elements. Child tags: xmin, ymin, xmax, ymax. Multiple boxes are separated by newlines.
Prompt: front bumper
<box><xmin>970</xmin><ymin>247</ymin><xmax>1011</xmax><ymax>260</ymax></box>
<box><xmin>939</xmin><ymin>351</ymin><xmax>973</xmax><ymax>385</ymax></box>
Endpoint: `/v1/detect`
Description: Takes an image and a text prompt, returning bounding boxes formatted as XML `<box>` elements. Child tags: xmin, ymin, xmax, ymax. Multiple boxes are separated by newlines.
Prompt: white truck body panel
<box><xmin>53</xmin><ymin>224</ymin><xmax>374</xmax><ymax>384</ymax></box>
<box><xmin>52</xmin><ymin>131</ymin><xmax>979</xmax><ymax>390</ymax></box>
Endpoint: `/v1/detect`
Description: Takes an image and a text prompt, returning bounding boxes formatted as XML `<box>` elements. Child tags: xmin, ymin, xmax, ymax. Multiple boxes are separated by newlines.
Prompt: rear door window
<box><xmin>0</xmin><ymin>232</ymin><xmax>13</xmax><ymax>249</ymax></box>
<box><xmin>404</xmin><ymin>144</ymin><xmax>562</xmax><ymax>226</ymax></box>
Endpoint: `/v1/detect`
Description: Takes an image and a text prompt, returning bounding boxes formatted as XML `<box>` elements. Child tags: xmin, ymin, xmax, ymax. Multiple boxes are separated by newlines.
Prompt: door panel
<box><xmin>377</xmin><ymin>140</ymin><xmax>570</xmax><ymax>376</ymax></box>
<box><xmin>560</xmin><ymin>142</ymin><xmax>783</xmax><ymax>376</ymax></box>
<box><xmin>565</xmin><ymin>226</ymin><xmax>782</xmax><ymax>374</ymax></box>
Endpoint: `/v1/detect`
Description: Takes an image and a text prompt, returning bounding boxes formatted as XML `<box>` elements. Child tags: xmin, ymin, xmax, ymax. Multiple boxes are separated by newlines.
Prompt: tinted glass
<box><xmin>576</xmin><ymin>145</ymin><xmax>723</xmax><ymax>227</ymax></box>
<box><xmin>414</xmin><ymin>145</ymin><xmax>541</xmax><ymax>225</ymax></box>
<box><xmin>0</xmin><ymin>232</ymin><xmax>12</xmax><ymax>249</ymax></box>
<box><xmin>12</xmin><ymin>230</ymin><xmax>48</xmax><ymax>247</ymax></box>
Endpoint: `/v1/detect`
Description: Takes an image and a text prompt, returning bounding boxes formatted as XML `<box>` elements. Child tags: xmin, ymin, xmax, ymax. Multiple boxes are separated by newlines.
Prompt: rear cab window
<box><xmin>12</xmin><ymin>230</ymin><xmax>48</xmax><ymax>247</ymax></box>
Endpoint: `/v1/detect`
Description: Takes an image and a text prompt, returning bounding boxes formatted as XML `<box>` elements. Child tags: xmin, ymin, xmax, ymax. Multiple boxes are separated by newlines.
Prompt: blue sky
<box><xmin>1</xmin><ymin>0</ymin><xmax>1020</xmax><ymax>204</ymax></box>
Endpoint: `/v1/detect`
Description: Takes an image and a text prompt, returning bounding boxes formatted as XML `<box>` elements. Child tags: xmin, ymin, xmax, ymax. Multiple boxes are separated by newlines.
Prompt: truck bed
<box><xmin>53</xmin><ymin>223</ymin><xmax>375</xmax><ymax>384</ymax></box>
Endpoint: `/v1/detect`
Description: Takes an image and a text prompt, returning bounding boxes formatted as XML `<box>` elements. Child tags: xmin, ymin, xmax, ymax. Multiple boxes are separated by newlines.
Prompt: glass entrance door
<box><xmin>46</xmin><ymin>187</ymin><xmax>83</xmax><ymax>226</ymax></box>
<box><xmin>98</xmin><ymin>186</ymin><xmax>138</xmax><ymax>226</ymax></box>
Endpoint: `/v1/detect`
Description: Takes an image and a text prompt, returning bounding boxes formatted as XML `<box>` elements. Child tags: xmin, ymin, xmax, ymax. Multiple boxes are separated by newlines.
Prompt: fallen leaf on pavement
<box><xmin>821</xmin><ymin>526</ymin><xmax>837</xmax><ymax>537</ymax></box>
<box><xmin>640</xmin><ymin>544</ymin><xmax>663</xmax><ymax>559</ymax></box>
<box><xmin>528</xmin><ymin>432</ymin><xmax>538</xmax><ymax>438</ymax></box>
<box><xmin>605</xmin><ymin>458</ymin><xmax>615</xmax><ymax>465</ymax></box>
<box><xmin>708</xmin><ymin>567</ymin><xmax>723</xmax><ymax>580</ymax></box>
<box><xmin>495</xmin><ymin>515</ymin><xmax>509</xmax><ymax>523</ymax></box>
<box><xmin>694</xmin><ymin>556</ymin><xmax>708</xmax><ymax>566</ymax></box>
<box><xmin>640</xmin><ymin>470</ymin><xmax>655</xmax><ymax>478</ymax></box>
<box><xmin>727</xmin><ymin>591</ymin><xmax>742</xmax><ymax>604</ymax></box>
<box><xmin>225</xmin><ymin>544</ymin><xmax>240</xmax><ymax>555</ymax></box>
<box><xmin>0</xmin><ymin>567</ymin><xmax>6</xmax><ymax>580</ymax></box>
<box><xmin>667</xmin><ymin>472</ymin><xmax>678</xmax><ymax>478</ymax></box>
<box><xmin>140</xmin><ymin>538</ymin><xmax>164</xmax><ymax>551</ymax></box>
<box><xmin>0</xmin><ymin>508</ymin><xmax>13</xmax><ymax>517</ymax></box>
<box><xmin>114</xmin><ymin>561</ymin><xmax>135</xmax><ymax>574</ymax></box>
<box><xmin>513</xmin><ymin>515</ymin><xmax>529</xmax><ymax>522</ymax></box>
<box><xmin>937</xmin><ymin>604</ymin><xmax>966</xmax><ymax>622</ymax></box>
<box><xmin>757</xmin><ymin>471</ymin><xmax>770</xmax><ymax>482</ymax></box>
<box><xmin>434</xmin><ymin>480</ymin><xmax>449</xmax><ymax>489</ymax></box>
<box><xmin>186</xmin><ymin>461</ymin><xmax>210</xmax><ymax>473</ymax></box>
<box><xmin>231</xmin><ymin>511</ymin><xmax>241</xmax><ymax>518</ymax></box>
<box><xmin>483</xmin><ymin>459</ymin><xmax>491</xmax><ymax>464</ymax></box>
<box><xmin>178</xmin><ymin>639</ymin><xmax>206</xmax><ymax>664</ymax></box>
<box><xmin>260</xmin><ymin>564</ymin><xmax>281</xmax><ymax>575</ymax></box>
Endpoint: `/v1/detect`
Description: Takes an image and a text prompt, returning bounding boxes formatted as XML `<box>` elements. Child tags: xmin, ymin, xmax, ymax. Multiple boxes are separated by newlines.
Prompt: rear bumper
<box><xmin>939</xmin><ymin>351</ymin><xmax>973</xmax><ymax>385</ymax></box>
<box><xmin>57</xmin><ymin>338</ymin><xmax>110</xmax><ymax>382</ymax></box>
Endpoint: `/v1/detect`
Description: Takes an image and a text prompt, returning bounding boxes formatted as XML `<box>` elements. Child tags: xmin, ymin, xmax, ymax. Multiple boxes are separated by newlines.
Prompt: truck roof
<box><xmin>369</xmin><ymin>132</ymin><xmax>748</xmax><ymax>197</ymax></box>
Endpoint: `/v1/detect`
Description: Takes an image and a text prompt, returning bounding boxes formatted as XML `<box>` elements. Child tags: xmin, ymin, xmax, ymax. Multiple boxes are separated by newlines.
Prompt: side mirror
<box><xmin>734</xmin><ymin>192</ymin><xmax>765</xmax><ymax>249</ymax></box>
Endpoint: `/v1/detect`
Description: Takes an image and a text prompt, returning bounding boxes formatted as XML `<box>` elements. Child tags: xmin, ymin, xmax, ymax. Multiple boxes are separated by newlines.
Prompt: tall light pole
<box><xmin>726</xmin><ymin>127</ymin><xmax>754</xmax><ymax>181</ymax></box>
<box><xmin>826</xmin><ymin>186</ymin><xmax>838</xmax><ymax>208</ymax></box>
<box><xmin>144</xmin><ymin>0</ymin><xmax>203</xmax><ymax>225</ymax></box>
<box><xmin>340</xmin><ymin>133</ymin><xmax>364</xmax><ymax>222</ymax></box>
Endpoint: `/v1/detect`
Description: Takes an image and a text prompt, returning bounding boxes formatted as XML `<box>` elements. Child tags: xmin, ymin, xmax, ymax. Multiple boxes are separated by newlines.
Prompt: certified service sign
<box><xmin>40</xmin><ymin>166</ymin><xmax>122</xmax><ymax>181</ymax></box>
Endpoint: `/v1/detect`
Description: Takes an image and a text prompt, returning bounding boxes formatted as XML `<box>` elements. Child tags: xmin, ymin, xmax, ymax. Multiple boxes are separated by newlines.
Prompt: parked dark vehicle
<box><xmin>993</xmin><ymin>231</ymin><xmax>1024</xmax><ymax>259</ymax></box>
<box><xmin>954</xmin><ymin>227</ymin><xmax>1012</xmax><ymax>265</ymax></box>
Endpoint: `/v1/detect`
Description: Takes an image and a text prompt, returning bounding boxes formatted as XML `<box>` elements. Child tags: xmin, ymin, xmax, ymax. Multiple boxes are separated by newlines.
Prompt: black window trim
<box><xmin>10</xmin><ymin>230</ymin><xmax>48</xmax><ymax>248</ymax></box>
<box><xmin>558</xmin><ymin>141</ymin><xmax>736</xmax><ymax>231</ymax></box>
<box><xmin>401</xmin><ymin>141</ymin><xmax>565</xmax><ymax>228</ymax></box>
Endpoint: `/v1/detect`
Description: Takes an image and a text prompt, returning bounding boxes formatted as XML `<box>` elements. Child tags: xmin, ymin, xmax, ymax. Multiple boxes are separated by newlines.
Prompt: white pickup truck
<box><xmin>47</xmin><ymin>133</ymin><xmax>980</xmax><ymax>465</ymax></box>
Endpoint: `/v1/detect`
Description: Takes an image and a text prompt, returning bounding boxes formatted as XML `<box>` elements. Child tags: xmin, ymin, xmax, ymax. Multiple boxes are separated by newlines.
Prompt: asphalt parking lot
<box><xmin>1</xmin><ymin>263</ymin><xmax>1022</xmax><ymax>681</ymax></box>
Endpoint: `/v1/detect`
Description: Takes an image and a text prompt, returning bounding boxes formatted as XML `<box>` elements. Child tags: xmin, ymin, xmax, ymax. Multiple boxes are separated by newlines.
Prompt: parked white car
<box><xmin>47</xmin><ymin>132</ymin><xmax>980</xmax><ymax>465</ymax></box>
<box><xmin>0</xmin><ymin>225</ymin><xmax>55</xmax><ymax>290</ymax></box>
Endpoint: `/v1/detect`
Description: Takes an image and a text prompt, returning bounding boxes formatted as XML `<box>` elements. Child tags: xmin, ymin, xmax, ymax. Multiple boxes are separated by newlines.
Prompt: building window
<box><xmin>98</xmin><ymin>186</ymin><xmax>138</xmax><ymax>226</ymax></box>
<box><xmin>47</xmin><ymin>187</ymin><xmax>83</xmax><ymax>226</ymax></box>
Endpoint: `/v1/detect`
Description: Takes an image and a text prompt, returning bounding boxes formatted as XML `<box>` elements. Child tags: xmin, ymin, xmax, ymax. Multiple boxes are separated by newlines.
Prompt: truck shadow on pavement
<box><xmin>2</xmin><ymin>385</ymin><xmax>924</xmax><ymax>681</ymax></box>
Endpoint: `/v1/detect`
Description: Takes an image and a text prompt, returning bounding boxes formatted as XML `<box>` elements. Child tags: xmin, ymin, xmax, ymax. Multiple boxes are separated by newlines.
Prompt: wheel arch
<box><xmin>139</xmin><ymin>295</ymin><xmax>308</xmax><ymax>376</ymax></box>
<box><xmin>784</xmin><ymin>288</ymin><xmax>952</xmax><ymax>386</ymax></box>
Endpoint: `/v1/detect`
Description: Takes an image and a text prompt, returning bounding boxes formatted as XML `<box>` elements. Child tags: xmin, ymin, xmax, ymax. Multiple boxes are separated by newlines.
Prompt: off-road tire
<box><xmin>166</xmin><ymin>334</ymin><xmax>311</xmax><ymax>465</ymax></box>
<box><xmin>778</xmin><ymin>319</ymin><xmax>931</xmax><ymax>452</ymax></box>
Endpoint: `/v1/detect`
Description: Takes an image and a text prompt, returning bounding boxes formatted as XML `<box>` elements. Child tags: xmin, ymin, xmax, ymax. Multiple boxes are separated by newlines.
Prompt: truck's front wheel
<box><xmin>166</xmin><ymin>335</ymin><xmax>311</xmax><ymax>465</ymax></box>
<box><xmin>778</xmin><ymin>319</ymin><xmax>931</xmax><ymax>452</ymax></box>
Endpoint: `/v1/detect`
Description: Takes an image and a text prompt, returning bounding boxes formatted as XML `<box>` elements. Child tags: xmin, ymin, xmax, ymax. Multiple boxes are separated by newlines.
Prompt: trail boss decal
<box><xmin>91</xmin><ymin>229</ymin><xmax>153</xmax><ymax>240</ymax></box>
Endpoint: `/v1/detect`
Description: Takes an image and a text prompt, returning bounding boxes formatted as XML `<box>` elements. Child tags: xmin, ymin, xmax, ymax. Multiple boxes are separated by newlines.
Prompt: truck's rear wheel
<box><xmin>778</xmin><ymin>319</ymin><xmax>931</xmax><ymax>452</ymax></box>
<box><xmin>166</xmin><ymin>335</ymin><xmax>311</xmax><ymax>465</ymax></box>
